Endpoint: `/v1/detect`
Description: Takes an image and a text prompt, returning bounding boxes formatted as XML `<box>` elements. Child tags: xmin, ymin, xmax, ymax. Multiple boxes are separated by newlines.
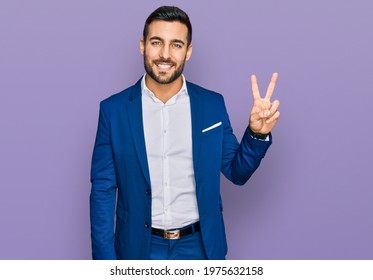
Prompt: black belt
<box><xmin>151</xmin><ymin>222</ymin><xmax>200</xmax><ymax>240</ymax></box>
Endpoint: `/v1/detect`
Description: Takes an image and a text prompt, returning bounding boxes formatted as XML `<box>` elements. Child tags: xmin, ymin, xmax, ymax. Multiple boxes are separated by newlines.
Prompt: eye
<box><xmin>173</xmin><ymin>43</ymin><xmax>182</xmax><ymax>49</ymax></box>
<box><xmin>151</xmin><ymin>41</ymin><xmax>161</xmax><ymax>46</ymax></box>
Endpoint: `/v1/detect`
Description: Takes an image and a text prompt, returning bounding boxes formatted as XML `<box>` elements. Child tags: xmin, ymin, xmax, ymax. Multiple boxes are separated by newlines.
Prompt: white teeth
<box><xmin>157</xmin><ymin>64</ymin><xmax>172</xmax><ymax>69</ymax></box>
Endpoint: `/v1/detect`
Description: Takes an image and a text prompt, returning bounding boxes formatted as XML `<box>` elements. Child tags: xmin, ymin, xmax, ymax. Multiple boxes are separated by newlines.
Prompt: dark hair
<box><xmin>143</xmin><ymin>6</ymin><xmax>192</xmax><ymax>45</ymax></box>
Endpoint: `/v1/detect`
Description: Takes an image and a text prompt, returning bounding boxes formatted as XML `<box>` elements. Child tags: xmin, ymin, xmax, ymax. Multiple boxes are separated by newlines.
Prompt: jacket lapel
<box><xmin>187</xmin><ymin>82</ymin><xmax>204</xmax><ymax>175</ymax></box>
<box><xmin>127</xmin><ymin>80</ymin><xmax>151</xmax><ymax>186</ymax></box>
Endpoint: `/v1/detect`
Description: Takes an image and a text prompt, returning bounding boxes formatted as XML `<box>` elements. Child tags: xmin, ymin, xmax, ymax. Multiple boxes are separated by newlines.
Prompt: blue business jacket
<box><xmin>90</xmin><ymin>78</ymin><xmax>271</xmax><ymax>260</ymax></box>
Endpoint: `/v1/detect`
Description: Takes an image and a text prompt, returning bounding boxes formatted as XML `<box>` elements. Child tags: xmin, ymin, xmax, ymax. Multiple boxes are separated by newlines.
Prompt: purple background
<box><xmin>1</xmin><ymin>0</ymin><xmax>372</xmax><ymax>260</ymax></box>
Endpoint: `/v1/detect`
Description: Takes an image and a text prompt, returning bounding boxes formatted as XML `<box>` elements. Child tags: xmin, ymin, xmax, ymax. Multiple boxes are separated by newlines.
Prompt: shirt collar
<box><xmin>141</xmin><ymin>74</ymin><xmax>188</xmax><ymax>102</ymax></box>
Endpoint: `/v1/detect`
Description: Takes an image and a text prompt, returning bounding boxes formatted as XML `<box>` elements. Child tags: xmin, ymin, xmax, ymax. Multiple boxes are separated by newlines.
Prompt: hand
<box><xmin>249</xmin><ymin>73</ymin><xmax>281</xmax><ymax>134</ymax></box>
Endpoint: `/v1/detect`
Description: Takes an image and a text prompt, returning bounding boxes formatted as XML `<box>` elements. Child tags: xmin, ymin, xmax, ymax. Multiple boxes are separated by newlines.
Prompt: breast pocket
<box><xmin>202</xmin><ymin>121</ymin><xmax>223</xmax><ymax>136</ymax></box>
<box><xmin>201</xmin><ymin>122</ymin><xmax>223</xmax><ymax>163</ymax></box>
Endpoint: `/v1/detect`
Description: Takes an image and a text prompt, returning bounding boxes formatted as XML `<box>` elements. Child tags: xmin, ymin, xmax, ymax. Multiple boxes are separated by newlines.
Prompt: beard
<box><xmin>143</xmin><ymin>50</ymin><xmax>186</xmax><ymax>85</ymax></box>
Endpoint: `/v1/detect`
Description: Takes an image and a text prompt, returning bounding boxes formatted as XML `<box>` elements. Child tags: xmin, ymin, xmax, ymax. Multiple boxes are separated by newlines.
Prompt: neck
<box><xmin>145</xmin><ymin>75</ymin><xmax>183</xmax><ymax>103</ymax></box>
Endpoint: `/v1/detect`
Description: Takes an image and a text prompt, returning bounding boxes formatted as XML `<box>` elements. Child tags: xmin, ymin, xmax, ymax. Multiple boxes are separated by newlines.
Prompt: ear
<box><xmin>185</xmin><ymin>43</ymin><xmax>193</xmax><ymax>61</ymax></box>
<box><xmin>140</xmin><ymin>38</ymin><xmax>145</xmax><ymax>55</ymax></box>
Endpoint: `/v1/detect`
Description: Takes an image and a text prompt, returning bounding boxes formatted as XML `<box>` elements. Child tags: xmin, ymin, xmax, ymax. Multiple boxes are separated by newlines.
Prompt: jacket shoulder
<box><xmin>186</xmin><ymin>81</ymin><xmax>226</xmax><ymax>110</ymax></box>
<box><xmin>186</xmin><ymin>81</ymin><xmax>223</xmax><ymax>99</ymax></box>
<box><xmin>100</xmin><ymin>79</ymin><xmax>141</xmax><ymax>109</ymax></box>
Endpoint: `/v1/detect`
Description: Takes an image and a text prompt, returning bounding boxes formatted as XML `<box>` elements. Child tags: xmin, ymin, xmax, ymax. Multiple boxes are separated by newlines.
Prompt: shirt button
<box><xmin>145</xmin><ymin>189</ymin><xmax>151</xmax><ymax>195</ymax></box>
<box><xmin>145</xmin><ymin>222</ymin><xmax>150</xmax><ymax>228</ymax></box>
<box><xmin>163</xmin><ymin>130</ymin><xmax>167</xmax><ymax>134</ymax></box>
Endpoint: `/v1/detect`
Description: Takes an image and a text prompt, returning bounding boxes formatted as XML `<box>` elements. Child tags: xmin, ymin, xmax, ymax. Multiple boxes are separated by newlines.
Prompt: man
<box><xmin>90</xmin><ymin>6</ymin><xmax>280</xmax><ymax>260</ymax></box>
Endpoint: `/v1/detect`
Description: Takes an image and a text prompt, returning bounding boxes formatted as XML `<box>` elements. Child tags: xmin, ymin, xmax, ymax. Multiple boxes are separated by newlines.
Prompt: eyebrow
<box><xmin>149</xmin><ymin>36</ymin><xmax>185</xmax><ymax>45</ymax></box>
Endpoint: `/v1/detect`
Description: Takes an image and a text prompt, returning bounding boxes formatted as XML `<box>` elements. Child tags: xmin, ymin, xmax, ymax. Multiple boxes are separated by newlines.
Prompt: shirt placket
<box><xmin>162</xmin><ymin>104</ymin><xmax>171</xmax><ymax>229</ymax></box>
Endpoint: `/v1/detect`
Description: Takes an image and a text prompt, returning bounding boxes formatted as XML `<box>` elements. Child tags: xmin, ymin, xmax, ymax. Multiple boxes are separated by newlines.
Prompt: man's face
<box><xmin>140</xmin><ymin>20</ymin><xmax>192</xmax><ymax>85</ymax></box>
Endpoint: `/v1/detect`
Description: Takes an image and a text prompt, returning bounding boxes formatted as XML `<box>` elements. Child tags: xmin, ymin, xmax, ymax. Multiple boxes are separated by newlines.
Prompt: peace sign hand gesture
<box><xmin>249</xmin><ymin>73</ymin><xmax>281</xmax><ymax>135</ymax></box>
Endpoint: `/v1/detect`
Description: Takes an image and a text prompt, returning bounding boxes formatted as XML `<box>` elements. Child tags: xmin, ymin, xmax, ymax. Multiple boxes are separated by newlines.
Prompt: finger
<box><xmin>269</xmin><ymin>100</ymin><xmax>280</xmax><ymax>115</ymax></box>
<box><xmin>251</xmin><ymin>75</ymin><xmax>261</xmax><ymax>100</ymax></box>
<box><xmin>252</xmin><ymin>109</ymin><xmax>271</xmax><ymax>120</ymax></box>
<box><xmin>265</xmin><ymin>72</ymin><xmax>278</xmax><ymax>100</ymax></box>
<box><xmin>266</xmin><ymin>111</ymin><xmax>281</xmax><ymax>124</ymax></box>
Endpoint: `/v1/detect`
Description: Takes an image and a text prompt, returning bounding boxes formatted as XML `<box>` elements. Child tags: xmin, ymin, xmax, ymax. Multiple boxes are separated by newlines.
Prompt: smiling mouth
<box><xmin>155</xmin><ymin>62</ymin><xmax>174</xmax><ymax>70</ymax></box>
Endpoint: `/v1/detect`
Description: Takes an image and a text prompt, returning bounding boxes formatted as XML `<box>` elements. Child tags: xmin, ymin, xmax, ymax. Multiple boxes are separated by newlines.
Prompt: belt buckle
<box><xmin>164</xmin><ymin>229</ymin><xmax>180</xmax><ymax>240</ymax></box>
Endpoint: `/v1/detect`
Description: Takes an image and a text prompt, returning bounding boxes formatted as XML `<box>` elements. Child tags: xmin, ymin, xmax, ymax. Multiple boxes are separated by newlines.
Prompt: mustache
<box><xmin>153</xmin><ymin>59</ymin><xmax>176</xmax><ymax>65</ymax></box>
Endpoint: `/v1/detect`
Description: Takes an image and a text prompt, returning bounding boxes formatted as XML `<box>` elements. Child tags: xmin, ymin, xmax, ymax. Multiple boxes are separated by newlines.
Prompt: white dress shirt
<box><xmin>141</xmin><ymin>74</ymin><xmax>199</xmax><ymax>230</ymax></box>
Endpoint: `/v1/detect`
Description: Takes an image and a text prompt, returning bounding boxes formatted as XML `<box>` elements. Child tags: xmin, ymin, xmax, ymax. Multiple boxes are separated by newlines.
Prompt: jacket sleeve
<box><xmin>220</xmin><ymin>97</ymin><xmax>272</xmax><ymax>185</ymax></box>
<box><xmin>90</xmin><ymin>102</ymin><xmax>117</xmax><ymax>259</ymax></box>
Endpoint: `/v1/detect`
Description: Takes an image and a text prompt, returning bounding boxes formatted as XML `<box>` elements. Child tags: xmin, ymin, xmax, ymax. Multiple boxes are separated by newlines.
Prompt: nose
<box><xmin>160</xmin><ymin>44</ymin><xmax>171</xmax><ymax>59</ymax></box>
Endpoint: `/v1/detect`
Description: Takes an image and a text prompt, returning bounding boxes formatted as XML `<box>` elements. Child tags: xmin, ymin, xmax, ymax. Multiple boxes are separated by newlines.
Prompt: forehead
<box><xmin>147</xmin><ymin>20</ymin><xmax>188</xmax><ymax>41</ymax></box>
